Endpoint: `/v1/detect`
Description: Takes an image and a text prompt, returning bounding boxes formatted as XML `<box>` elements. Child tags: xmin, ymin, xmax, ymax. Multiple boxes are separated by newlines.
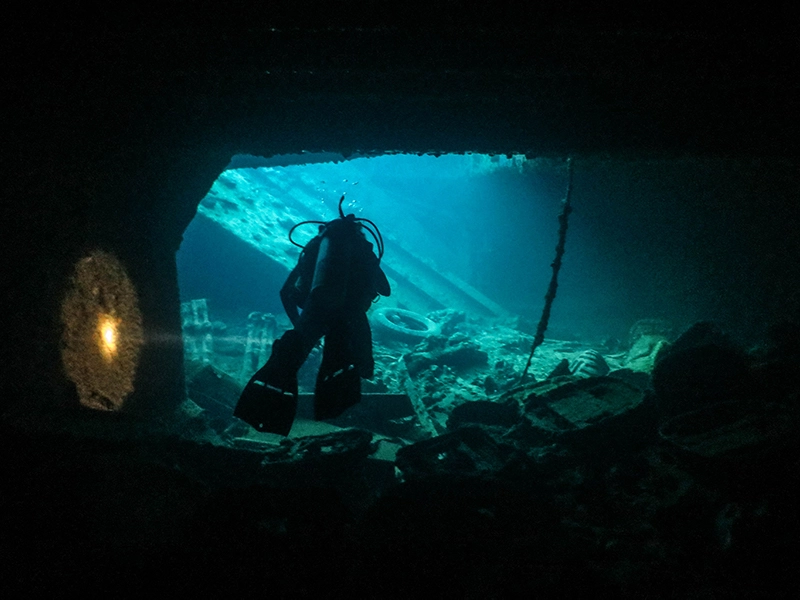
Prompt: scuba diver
<box><xmin>234</xmin><ymin>195</ymin><xmax>391</xmax><ymax>436</ymax></box>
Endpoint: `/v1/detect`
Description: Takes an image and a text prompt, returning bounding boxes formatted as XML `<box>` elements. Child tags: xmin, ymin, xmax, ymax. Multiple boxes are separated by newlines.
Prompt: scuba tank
<box><xmin>286</xmin><ymin>195</ymin><xmax>389</xmax><ymax>316</ymax></box>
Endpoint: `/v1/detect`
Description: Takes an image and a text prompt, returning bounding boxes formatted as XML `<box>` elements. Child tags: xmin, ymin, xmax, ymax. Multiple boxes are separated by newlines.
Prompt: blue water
<box><xmin>177</xmin><ymin>153</ymin><xmax>800</xmax><ymax>345</ymax></box>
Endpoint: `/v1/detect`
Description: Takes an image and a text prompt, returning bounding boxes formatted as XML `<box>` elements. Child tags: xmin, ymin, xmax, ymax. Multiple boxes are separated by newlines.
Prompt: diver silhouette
<box><xmin>234</xmin><ymin>196</ymin><xmax>390</xmax><ymax>436</ymax></box>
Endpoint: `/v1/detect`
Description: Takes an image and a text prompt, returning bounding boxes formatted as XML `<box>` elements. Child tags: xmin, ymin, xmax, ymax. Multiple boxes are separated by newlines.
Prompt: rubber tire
<box><xmin>371</xmin><ymin>307</ymin><xmax>439</xmax><ymax>343</ymax></box>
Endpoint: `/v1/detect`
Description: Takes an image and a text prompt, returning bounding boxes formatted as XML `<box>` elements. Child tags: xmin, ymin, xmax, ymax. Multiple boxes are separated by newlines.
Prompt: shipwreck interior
<box><xmin>3</xmin><ymin>4</ymin><xmax>800</xmax><ymax>597</ymax></box>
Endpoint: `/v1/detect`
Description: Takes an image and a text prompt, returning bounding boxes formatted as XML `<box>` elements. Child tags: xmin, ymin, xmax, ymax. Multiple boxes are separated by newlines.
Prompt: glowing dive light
<box><xmin>99</xmin><ymin>314</ymin><xmax>119</xmax><ymax>359</ymax></box>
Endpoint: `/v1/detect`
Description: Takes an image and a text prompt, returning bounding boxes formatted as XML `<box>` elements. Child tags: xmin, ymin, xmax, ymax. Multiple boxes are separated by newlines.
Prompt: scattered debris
<box><xmin>239</xmin><ymin>311</ymin><xmax>277</xmax><ymax>384</ymax></box>
<box><xmin>652</xmin><ymin>321</ymin><xmax>750</xmax><ymax>419</ymax></box>
<box><xmin>185</xmin><ymin>362</ymin><xmax>241</xmax><ymax>423</ymax></box>
<box><xmin>569</xmin><ymin>349</ymin><xmax>611</xmax><ymax>378</ymax></box>
<box><xmin>181</xmin><ymin>298</ymin><xmax>214</xmax><ymax>363</ymax></box>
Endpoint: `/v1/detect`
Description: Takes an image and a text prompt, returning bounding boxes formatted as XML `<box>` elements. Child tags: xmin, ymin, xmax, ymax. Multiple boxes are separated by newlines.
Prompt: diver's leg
<box><xmin>234</xmin><ymin>318</ymin><xmax>324</xmax><ymax>435</ymax></box>
<box><xmin>350</xmin><ymin>312</ymin><xmax>375</xmax><ymax>380</ymax></box>
<box><xmin>314</xmin><ymin>316</ymin><xmax>363</xmax><ymax>420</ymax></box>
<box><xmin>236</xmin><ymin>236</ymin><xmax>355</xmax><ymax>433</ymax></box>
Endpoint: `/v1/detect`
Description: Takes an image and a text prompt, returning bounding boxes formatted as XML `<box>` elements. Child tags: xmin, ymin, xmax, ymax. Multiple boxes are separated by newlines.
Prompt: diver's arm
<box><xmin>375</xmin><ymin>264</ymin><xmax>391</xmax><ymax>297</ymax></box>
<box><xmin>280</xmin><ymin>266</ymin><xmax>302</xmax><ymax>326</ymax></box>
<box><xmin>354</xmin><ymin>236</ymin><xmax>390</xmax><ymax>298</ymax></box>
<box><xmin>369</xmin><ymin>249</ymin><xmax>391</xmax><ymax>297</ymax></box>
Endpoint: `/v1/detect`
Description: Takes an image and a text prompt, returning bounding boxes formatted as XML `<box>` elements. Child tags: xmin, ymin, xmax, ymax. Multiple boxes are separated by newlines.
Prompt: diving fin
<box><xmin>314</xmin><ymin>363</ymin><xmax>361</xmax><ymax>421</ymax></box>
<box><xmin>234</xmin><ymin>366</ymin><xmax>298</xmax><ymax>436</ymax></box>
